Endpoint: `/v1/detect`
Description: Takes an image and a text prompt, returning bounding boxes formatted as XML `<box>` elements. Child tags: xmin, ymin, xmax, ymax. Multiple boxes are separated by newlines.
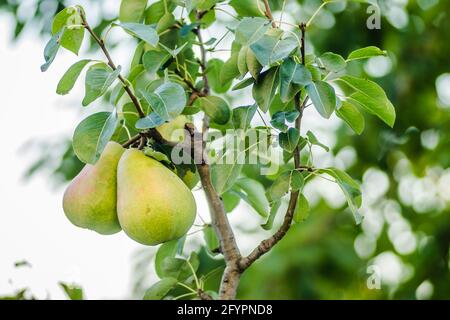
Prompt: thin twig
<box><xmin>79</xmin><ymin>10</ymin><xmax>174</xmax><ymax>147</ymax></box>
<box><xmin>263</xmin><ymin>0</ymin><xmax>277</xmax><ymax>28</ymax></box>
<box><xmin>239</xmin><ymin>23</ymin><xmax>308</xmax><ymax>271</ymax></box>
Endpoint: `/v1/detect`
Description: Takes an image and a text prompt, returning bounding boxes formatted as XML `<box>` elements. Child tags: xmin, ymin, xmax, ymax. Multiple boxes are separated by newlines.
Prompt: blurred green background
<box><xmin>1</xmin><ymin>0</ymin><xmax>449</xmax><ymax>299</ymax></box>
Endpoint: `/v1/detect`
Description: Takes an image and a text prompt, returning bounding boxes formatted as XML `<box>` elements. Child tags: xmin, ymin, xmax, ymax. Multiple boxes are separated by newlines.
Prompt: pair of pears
<box><xmin>62</xmin><ymin>141</ymin><xmax>196</xmax><ymax>246</ymax></box>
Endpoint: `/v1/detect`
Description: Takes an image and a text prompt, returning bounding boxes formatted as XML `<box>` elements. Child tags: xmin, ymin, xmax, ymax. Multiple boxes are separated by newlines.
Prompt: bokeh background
<box><xmin>1</xmin><ymin>0</ymin><xmax>449</xmax><ymax>299</ymax></box>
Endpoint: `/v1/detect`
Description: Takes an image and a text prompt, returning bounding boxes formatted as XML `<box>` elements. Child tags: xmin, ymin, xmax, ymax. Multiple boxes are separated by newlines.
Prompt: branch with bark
<box><xmin>82</xmin><ymin>3</ymin><xmax>309</xmax><ymax>300</ymax></box>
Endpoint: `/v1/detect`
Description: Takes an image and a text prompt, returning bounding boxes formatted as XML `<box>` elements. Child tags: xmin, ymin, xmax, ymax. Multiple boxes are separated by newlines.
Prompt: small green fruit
<box><xmin>62</xmin><ymin>141</ymin><xmax>124</xmax><ymax>235</ymax></box>
<box><xmin>156</xmin><ymin>115</ymin><xmax>189</xmax><ymax>142</ymax></box>
<box><xmin>117</xmin><ymin>149</ymin><xmax>196</xmax><ymax>245</ymax></box>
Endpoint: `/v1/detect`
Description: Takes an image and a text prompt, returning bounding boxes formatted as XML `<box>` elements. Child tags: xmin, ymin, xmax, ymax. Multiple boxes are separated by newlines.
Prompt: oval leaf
<box><xmin>337</xmin><ymin>75</ymin><xmax>395</xmax><ymax>127</ymax></box>
<box><xmin>57</xmin><ymin>59</ymin><xmax>91</xmax><ymax>95</ymax></box>
<box><xmin>73</xmin><ymin>111</ymin><xmax>119</xmax><ymax>164</ymax></box>
<box><xmin>116</xmin><ymin>22</ymin><xmax>159</xmax><ymax>47</ymax></box>
<box><xmin>306</xmin><ymin>81</ymin><xmax>336</xmax><ymax>119</ymax></box>
<box><xmin>196</xmin><ymin>96</ymin><xmax>231</xmax><ymax>125</ymax></box>
<box><xmin>143</xmin><ymin>277</ymin><xmax>177</xmax><ymax>300</ymax></box>
<box><xmin>336</xmin><ymin>100</ymin><xmax>365</xmax><ymax>135</ymax></box>
<box><xmin>82</xmin><ymin>63</ymin><xmax>121</xmax><ymax>106</ymax></box>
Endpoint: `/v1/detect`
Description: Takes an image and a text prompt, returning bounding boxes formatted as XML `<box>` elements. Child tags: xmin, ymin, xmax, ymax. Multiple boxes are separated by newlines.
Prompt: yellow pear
<box><xmin>62</xmin><ymin>141</ymin><xmax>124</xmax><ymax>235</ymax></box>
<box><xmin>117</xmin><ymin>149</ymin><xmax>196</xmax><ymax>245</ymax></box>
<box><xmin>156</xmin><ymin>115</ymin><xmax>189</xmax><ymax>143</ymax></box>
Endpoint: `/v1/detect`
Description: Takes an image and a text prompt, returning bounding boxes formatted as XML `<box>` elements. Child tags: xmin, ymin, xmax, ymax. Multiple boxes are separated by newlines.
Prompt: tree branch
<box><xmin>239</xmin><ymin>23</ymin><xmax>308</xmax><ymax>271</ymax></box>
<box><xmin>80</xmin><ymin>10</ymin><xmax>172</xmax><ymax>147</ymax></box>
<box><xmin>192</xmin><ymin>14</ymin><xmax>242</xmax><ymax>300</ymax></box>
<box><xmin>263</xmin><ymin>0</ymin><xmax>277</xmax><ymax>28</ymax></box>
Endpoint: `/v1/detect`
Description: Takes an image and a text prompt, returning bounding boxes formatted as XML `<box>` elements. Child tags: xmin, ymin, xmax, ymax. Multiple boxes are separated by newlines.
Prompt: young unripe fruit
<box><xmin>62</xmin><ymin>141</ymin><xmax>124</xmax><ymax>235</ymax></box>
<box><xmin>117</xmin><ymin>149</ymin><xmax>196</xmax><ymax>245</ymax></box>
<box><xmin>156</xmin><ymin>115</ymin><xmax>189</xmax><ymax>143</ymax></box>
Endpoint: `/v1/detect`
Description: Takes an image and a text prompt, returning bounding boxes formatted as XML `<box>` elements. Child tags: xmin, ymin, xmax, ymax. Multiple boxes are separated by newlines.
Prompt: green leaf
<box><xmin>82</xmin><ymin>63</ymin><xmax>121</xmax><ymax>106</ymax></box>
<box><xmin>347</xmin><ymin>46</ymin><xmax>387</xmax><ymax>62</ymax></box>
<box><xmin>155</xmin><ymin>239</ymin><xmax>184</xmax><ymax>278</ymax></box>
<box><xmin>156</xmin><ymin>12</ymin><xmax>175</xmax><ymax>33</ymax></box>
<box><xmin>111</xmin><ymin>64</ymin><xmax>145</xmax><ymax>105</ymax></box>
<box><xmin>290</xmin><ymin>170</ymin><xmax>304</xmax><ymax>191</ymax></box>
<box><xmin>203</xmin><ymin>225</ymin><xmax>220</xmax><ymax>256</ymax></box>
<box><xmin>252</xmin><ymin>67</ymin><xmax>279</xmax><ymax>112</ymax></box>
<box><xmin>305</xmin><ymin>81</ymin><xmax>336</xmax><ymax>119</ymax></box>
<box><xmin>115</xmin><ymin>22</ymin><xmax>159</xmax><ymax>47</ymax></box>
<box><xmin>250</xmin><ymin>29</ymin><xmax>298</xmax><ymax>66</ymax></box>
<box><xmin>270</xmin><ymin>113</ymin><xmax>288</xmax><ymax>132</ymax></box>
<box><xmin>279</xmin><ymin>127</ymin><xmax>300</xmax><ymax>153</ymax></box>
<box><xmin>293</xmin><ymin>193</ymin><xmax>309</xmax><ymax>223</ymax></box>
<box><xmin>270</xmin><ymin>110</ymin><xmax>299</xmax><ymax>132</ymax></box>
<box><xmin>232</xmin><ymin>104</ymin><xmax>257</xmax><ymax>130</ymax></box>
<box><xmin>246</xmin><ymin>49</ymin><xmax>262</xmax><ymax>79</ymax></box>
<box><xmin>279</xmin><ymin>58</ymin><xmax>312</xmax><ymax>102</ymax></box>
<box><xmin>235</xmin><ymin>178</ymin><xmax>269</xmax><ymax>217</ymax></box>
<box><xmin>266</xmin><ymin>171</ymin><xmax>291</xmax><ymax>203</ymax></box>
<box><xmin>142</xmin><ymin>50</ymin><xmax>170</xmax><ymax>74</ymax></box>
<box><xmin>306</xmin><ymin>130</ymin><xmax>330</xmax><ymax>152</ymax></box>
<box><xmin>119</xmin><ymin>0</ymin><xmax>147</xmax><ymax>23</ymax></box>
<box><xmin>72</xmin><ymin>111</ymin><xmax>119</xmax><ymax>164</ymax></box>
<box><xmin>232</xmin><ymin>77</ymin><xmax>255</xmax><ymax>91</ymax></box>
<box><xmin>59</xmin><ymin>282</ymin><xmax>83</xmax><ymax>300</ymax></box>
<box><xmin>261</xmin><ymin>200</ymin><xmax>281</xmax><ymax>230</ymax></box>
<box><xmin>40</xmin><ymin>31</ymin><xmax>62</xmax><ymax>72</ymax></box>
<box><xmin>146</xmin><ymin>0</ymin><xmax>177</xmax><ymax>24</ymax></box>
<box><xmin>143</xmin><ymin>277</ymin><xmax>178</xmax><ymax>300</ymax></box>
<box><xmin>207</xmin><ymin>59</ymin><xmax>232</xmax><ymax>94</ymax></box>
<box><xmin>318</xmin><ymin>168</ymin><xmax>363</xmax><ymax>224</ymax></box>
<box><xmin>229</xmin><ymin>0</ymin><xmax>264</xmax><ymax>17</ymax></box>
<box><xmin>337</xmin><ymin>75</ymin><xmax>395</xmax><ymax>127</ymax></box>
<box><xmin>196</xmin><ymin>0</ymin><xmax>221</xmax><ymax>11</ymax></box>
<box><xmin>135</xmin><ymin>113</ymin><xmax>165</xmax><ymax>129</ymax></box>
<box><xmin>144</xmin><ymin>148</ymin><xmax>170</xmax><ymax>163</ymax></box>
<box><xmin>52</xmin><ymin>7</ymin><xmax>84</xmax><ymax>55</ymax></box>
<box><xmin>235</xmin><ymin>17</ymin><xmax>270</xmax><ymax>46</ymax></box>
<box><xmin>211</xmin><ymin>159</ymin><xmax>243</xmax><ymax>195</ymax></box>
<box><xmin>317</xmin><ymin>52</ymin><xmax>347</xmax><ymax>72</ymax></box>
<box><xmin>220</xmin><ymin>53</ymin><xmax>240</xmax><ymax>86</ymax></box>
<box><xmin>156</xmin><ymin>251</ymin><xmax>199</xmax><ymax>282</ymax></box>
<box><xmin>57</xmin><ymin>59</ymin><xmax>91</xmax><ymax>95</ymax></box>
<box><xmin>138</xmin><ymin>82</ymin><xmax>186</xmax><ymax>126</ymax></box>
<box><xmin>237</xmin><ymin>46</ymin><xmax>249</xmax><ymax>76</ymax></box>
<box><xmin>336</xmin><ymin>100</ymin><xmax>365</xmax><ymax>134</ymax></box>
<box><xmin>223</xmin><ymin>190</ymin><xmax>241</xmax><ymax>213</ymax></box>
<box><xmin>195</xmin><ymin>96</ymin><xmax>231</xmax><ymax>125</ymax></box>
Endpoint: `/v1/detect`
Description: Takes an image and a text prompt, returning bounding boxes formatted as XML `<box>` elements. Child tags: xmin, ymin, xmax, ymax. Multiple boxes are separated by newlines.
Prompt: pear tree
<box><xmin>42</xmin><ymin>0</ymin><xmax>395</xmax><ymax>300</ymax></box>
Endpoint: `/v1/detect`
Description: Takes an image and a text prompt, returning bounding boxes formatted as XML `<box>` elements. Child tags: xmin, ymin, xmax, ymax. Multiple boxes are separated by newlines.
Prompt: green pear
<box><xmin>62</xmin><ymin>141</ymin><xmax>124</xmax><ymax>235</ymax></box>
<box><xmin>117</xmin><ymin>149</ymin><xmax>196</xmax><ymax>245</ymax></box>
<box><xmin>156</xmin><ymin>115</ymin><xmax>189</xmax><ymax>143</ymax></box>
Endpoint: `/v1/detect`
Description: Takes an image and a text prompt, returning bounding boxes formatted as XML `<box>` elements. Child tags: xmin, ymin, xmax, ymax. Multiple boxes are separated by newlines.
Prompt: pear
<box><xmin>62</xmin><ymin>141</ymin><xmax>124</xmax><ymax>235</ymax></box>
<box><xmin>117</xmin><ymin>149</ymin><xmax>196</xmax><ymax>245</ymax></box>
<box><xmin>156</xmin><ymin>115</ymin><xmax>189</xmax><ymax>143</ymax></box>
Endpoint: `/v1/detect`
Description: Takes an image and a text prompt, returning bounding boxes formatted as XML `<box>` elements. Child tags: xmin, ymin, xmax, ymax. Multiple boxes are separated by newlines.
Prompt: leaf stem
<box><xmin>262</xmin><ymin>0</ymin><xmax>277</xmax><ymax>28</ymax></box>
